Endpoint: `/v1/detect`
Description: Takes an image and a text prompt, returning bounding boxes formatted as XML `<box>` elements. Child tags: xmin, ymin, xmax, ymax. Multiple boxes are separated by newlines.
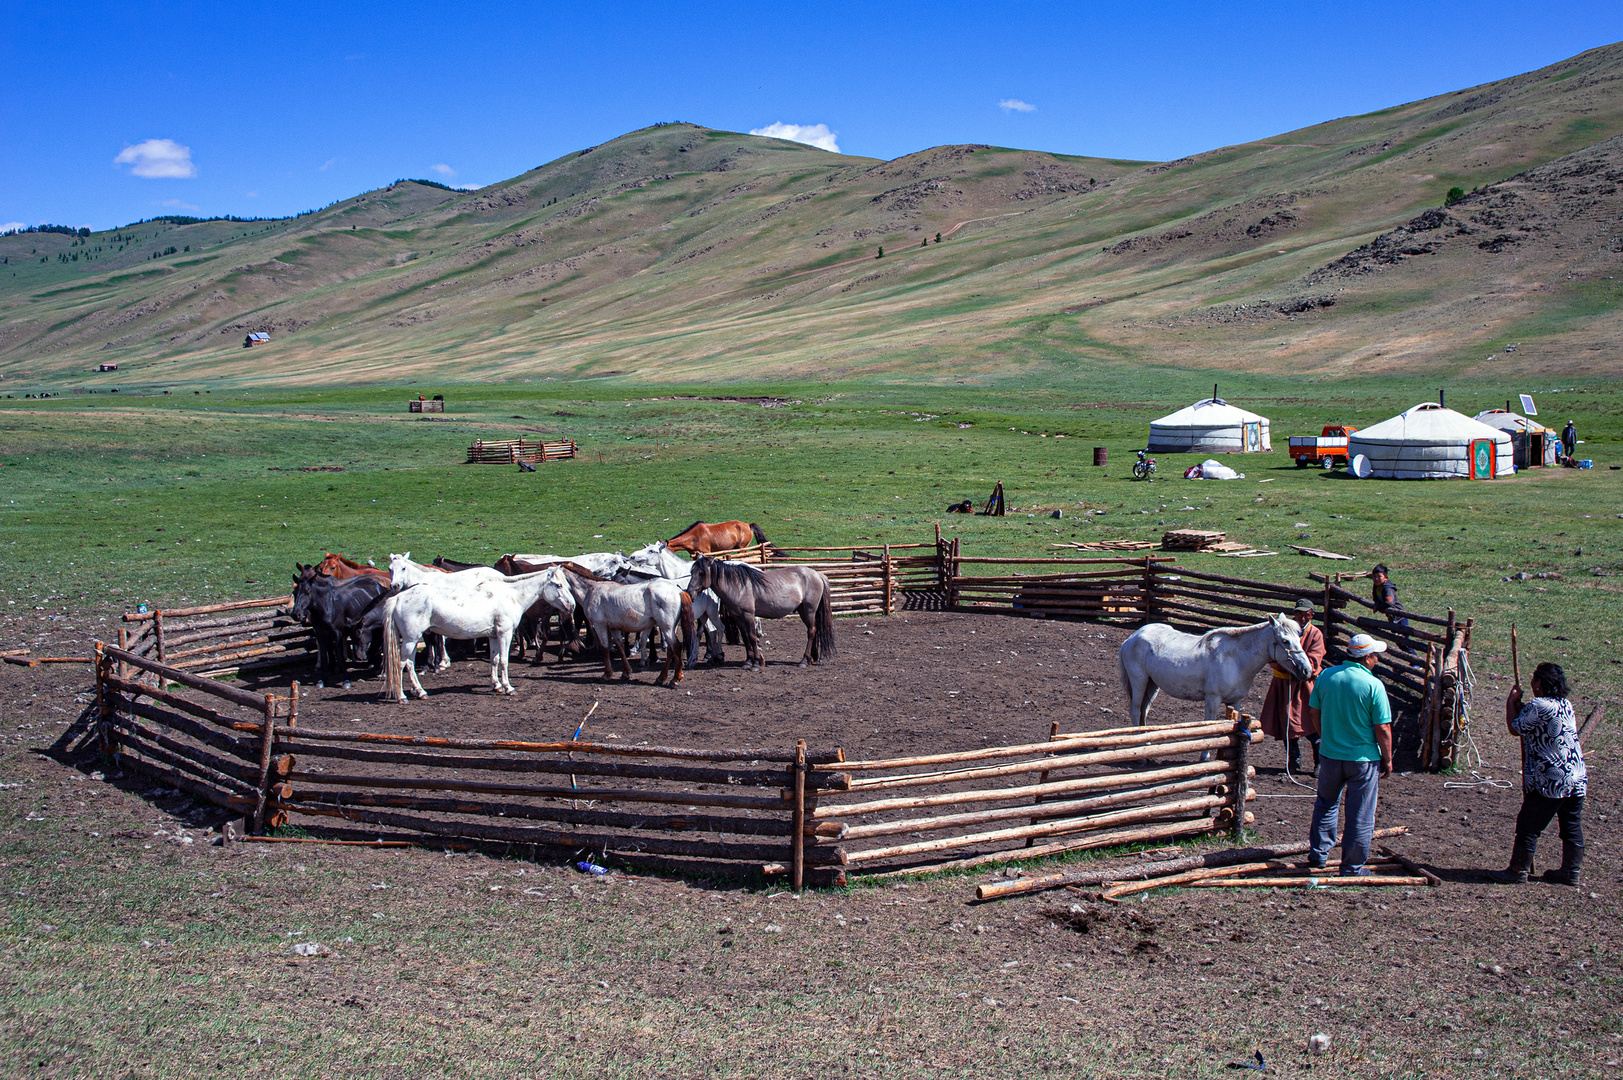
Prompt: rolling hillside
<box><xmin>4</xmin><ymin>41</ymin><xmax>1623</xmax><ymax>389</ymax></box>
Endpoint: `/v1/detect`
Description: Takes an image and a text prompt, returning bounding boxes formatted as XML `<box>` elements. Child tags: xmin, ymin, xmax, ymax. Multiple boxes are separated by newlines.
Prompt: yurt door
<box><xmin>1244</xmin><ymin>422</ymin><xmax>1261</xmax><ymax>453</ymax></box>
<box><xmin>1470</xmin><ymin>439</ymin><xmax>1496</xmax><ymax>479</ymax></box>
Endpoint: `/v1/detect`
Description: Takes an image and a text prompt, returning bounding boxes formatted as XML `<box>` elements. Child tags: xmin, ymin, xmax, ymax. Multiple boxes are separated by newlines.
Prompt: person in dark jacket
<box><xmin>1491</xmin><ymin>663</ymin><xmax>1588</xmax><ymax>885</ymax></box>
<box><xmin>1561</xmin><ymin>421</ymin><xmax>1577</xmax><ymax>461</ymax></box>
<box><xmin>1370</xmin><ymin>564</ymin><xmax>1410</xmax><ymax>647</ymax></box>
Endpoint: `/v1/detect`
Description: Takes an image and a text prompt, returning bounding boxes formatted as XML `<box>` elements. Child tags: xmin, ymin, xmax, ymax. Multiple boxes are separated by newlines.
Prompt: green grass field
<box><xmin>3</xmin><ymin>371</ymin><xmax>1620</xmax><ymax>701</ymax></box>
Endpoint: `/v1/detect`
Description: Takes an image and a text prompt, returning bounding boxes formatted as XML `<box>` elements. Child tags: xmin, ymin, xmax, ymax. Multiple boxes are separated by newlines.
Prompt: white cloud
<box><xmin>430</xmin><ymin>163</ymin><xmax>456</xmax><ymax>178</ymax></box>
<box><xmin>1</xmin><ymin>221</ymin><xmax>25</xmax><ymax>234</ymax></box>
<box><xmin>454</xmin><ymin>183</ymin><xmax>482</xmax><ymax>190</ymax></box>
<box><xmin>748</xmin><ymin>122</ymin><xmax>840</xmax><ymax>153</ymax></box>
<box><xmin>161</xmin><ymin>198</ymin><xmax>200</xmax><ymax>211</ymax></box>
<box><xmin>246</xmin><ymin>190</ymin><xmax>259</xmax><ymax>198</ymax></box>
<box><xmin>113</xmin><ymin>138</ymin><xmax>197</xmax><ymax>178</ymax></box>
<box><xmin>999</xmin><ymin>98</ymin><xmax>1036</xmax><ymax>113</ymax></box>
<box><xmin>320</xmin><ymin>157</ymin><xmax>339</xmax><ymax>172</ymax></box>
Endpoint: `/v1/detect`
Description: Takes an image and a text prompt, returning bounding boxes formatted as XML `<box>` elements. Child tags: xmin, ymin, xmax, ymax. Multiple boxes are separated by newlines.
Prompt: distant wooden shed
<box><xmin>243</xmin><ymin>332</ymin><xmax>271</xmax><ymax>348</ymax></box>
<box><xmin>98</xmin><ymin>363</ymin><xmax>118</xmax><ymax>372</ymax></box>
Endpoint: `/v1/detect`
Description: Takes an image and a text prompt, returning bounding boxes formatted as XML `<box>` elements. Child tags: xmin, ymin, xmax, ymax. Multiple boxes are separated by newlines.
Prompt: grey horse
<box><xmin>686</xmin><ymin>556</ymin><xmax>835</xmax><ymax>670</ymax></box>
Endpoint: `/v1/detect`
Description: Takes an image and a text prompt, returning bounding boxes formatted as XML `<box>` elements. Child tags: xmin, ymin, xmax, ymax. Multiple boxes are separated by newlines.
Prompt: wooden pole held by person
<box><xmin>1229</xmin><ymin>708</ymin><xmax>1249</xmax><ymax>838</ymax></box>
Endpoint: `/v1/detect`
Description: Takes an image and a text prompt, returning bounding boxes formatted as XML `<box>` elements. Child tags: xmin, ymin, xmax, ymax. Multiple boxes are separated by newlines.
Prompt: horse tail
<box><xmin>679</xmin><ymin>591</ymin><xmax>695</xmax><ymax>663</ymax></box>
<box><xmin>749</xmin><ymin>522</ymin><xmax>768</xmax><ymax>546</ymax></box>
<box><xmin>382</xmin><ymin>593</ymin><xmax>402</xmax><ymax>702</ymax></box>
<box><xmin>814</xmin><ymin>577</ymin><xmax>836</xmax><ymax>662</ymax></box>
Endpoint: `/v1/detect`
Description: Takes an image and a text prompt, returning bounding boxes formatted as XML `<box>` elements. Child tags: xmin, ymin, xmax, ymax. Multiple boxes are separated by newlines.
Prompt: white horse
<box><xmin>560</xmin><ymin>567</ymin><xmax>693</xmax><ymax>685</ymax></box>
<box><xmin>508</xmin><ymin>551</ymin><xmax>630</xmax><ymax>577</ymax></box>
<box><xmin>388</xmin><ymin>552</ymin><xmax>503</xmax><ymax>670</ymax></box>
<box><xmin>624</xmin><ymin>540</ymin><xmax>750</xmax><ymax>664</ymax></box>
<box><xmin>1117</xmin><ymin>614</ymin><xmax>1312</xmax><ymax>728</ymax></box>
<box><xmin>381</xmin><ymin>566</ymin><xmax>573</xmax><ymax>701</ymax></box>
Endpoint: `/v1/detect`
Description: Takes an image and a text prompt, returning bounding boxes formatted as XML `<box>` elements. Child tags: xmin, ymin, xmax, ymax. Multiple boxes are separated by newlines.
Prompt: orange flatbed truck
<box><xmin>1288</xmin><ymin>425</ymin><xmax>1358</xmax><ymax>467</ymax></box>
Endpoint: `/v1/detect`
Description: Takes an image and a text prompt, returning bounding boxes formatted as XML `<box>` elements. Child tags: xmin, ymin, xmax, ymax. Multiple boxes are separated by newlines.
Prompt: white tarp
<box><xmin>1148</xmin><ymin>397</ymin><xmax>1272</xmax><ymax>454</ymax></box>
<box><xmin>1348</xmin><ymin>404</ymin><xmax>1514</xmax><ymax>479</ymax></box>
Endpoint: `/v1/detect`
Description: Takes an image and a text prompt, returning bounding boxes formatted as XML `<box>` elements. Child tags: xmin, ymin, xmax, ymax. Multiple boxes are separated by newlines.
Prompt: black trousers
<box><xmin>1514</xmin><ymin>791</ymin><xmax>1585</xmax><ymax>856</ymax></box>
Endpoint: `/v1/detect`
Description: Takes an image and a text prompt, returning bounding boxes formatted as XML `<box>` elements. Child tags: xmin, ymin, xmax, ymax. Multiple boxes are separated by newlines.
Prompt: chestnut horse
<box><xmin>665</xmin><ymin>520</ymin><xmax>767</xmax><ymax>555</ymax></box>
<box><xmin>317</xmin><ymin>552</ymin><xmax>391</xmax><ymax>583</ymax></box>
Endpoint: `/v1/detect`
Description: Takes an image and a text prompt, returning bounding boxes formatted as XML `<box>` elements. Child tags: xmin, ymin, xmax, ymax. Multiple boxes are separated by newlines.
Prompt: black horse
<box><xmin>291</xmin><ymin>565</ymin><xmax>388</xmax><ymax>688</ymax></box>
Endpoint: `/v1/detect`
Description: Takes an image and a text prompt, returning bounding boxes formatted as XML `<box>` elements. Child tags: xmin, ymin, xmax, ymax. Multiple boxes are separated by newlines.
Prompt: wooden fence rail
<box><xmin>119</xmin><ymin>596</ymin><xmax>314</xmax><ymax>679</ymax></box>
<box><xmin>466</xmin><ymin>438</ymin><xmax>579</xmax><ymax>465</ymax></box>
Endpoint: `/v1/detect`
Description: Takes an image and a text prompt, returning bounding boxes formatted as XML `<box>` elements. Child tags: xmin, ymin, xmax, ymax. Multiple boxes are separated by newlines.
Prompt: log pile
<box><xmin>1162</xmin><ymin>529</ymin><xmax>1229</xmax><ymax>551</ymax></box>
<box><xmin>120</xmin><ymin>597</ymin><xmax>314</xmax><ymax>679</ymax></box>
<box><xmin>466</xmin><ymin>438</ymin><xmax>578</xmax><ymax>464</ymax></box>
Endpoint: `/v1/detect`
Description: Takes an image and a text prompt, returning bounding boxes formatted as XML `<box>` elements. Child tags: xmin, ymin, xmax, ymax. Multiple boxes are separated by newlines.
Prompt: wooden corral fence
<box><xmin>466</xmin><ymin>438</ymin><xmax>579</xmax><ymax>464</ymax></box>
<box><xmin>92</xmin><ymin>639</ymin><xmax>1257</xmax><ymax>888</ymax></box>
<box><xmin>119</xmin><ymin>597</ymin><xmax>314</xmax><ymax>679</ymax></box>
<box><xmin>408</xmin><ymin>399</ymin><xmax>445</xmax><ymax>413</ymax></box>
<box><xmin>706</xmin><ymin>541</ymin><xmax>945</xmax><ymax>617</ymax></box>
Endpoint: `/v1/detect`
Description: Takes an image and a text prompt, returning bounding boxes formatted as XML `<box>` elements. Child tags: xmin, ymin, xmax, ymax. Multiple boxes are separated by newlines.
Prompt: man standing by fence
<box><xmin>1303</xmin><ymin>633</ymin><xmax>1393</xmax><ymax>875</ymax></box>
<box><xmin>1259</xmin><ymin>597</ymin><xmax>1326</xmax><ymax>776</ymax></box>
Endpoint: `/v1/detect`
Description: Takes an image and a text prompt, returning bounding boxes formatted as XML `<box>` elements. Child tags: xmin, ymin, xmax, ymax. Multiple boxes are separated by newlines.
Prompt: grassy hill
<box><xmin>4</xmin><ymin>42</ymin><xmax>1623</xmax><ymax>390</ymax></box>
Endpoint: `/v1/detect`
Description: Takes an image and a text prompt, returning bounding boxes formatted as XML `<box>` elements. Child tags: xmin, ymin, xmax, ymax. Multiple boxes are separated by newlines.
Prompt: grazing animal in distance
<box><xmin>1117</xmin><ymin>614</ymin><xmax>1313</xmax><ymax>729</ymax></box>
<box><xmin>686</xmin><ymin>556</ymin><xmax>833</xmax><ymax>670</ymax></box>
<box><xmin>665</xmin><ymin>520</ymin><xmax>768</xmax><ymax>555</ymax></box>
<box><xmin>558</xmin><ymin>567</ymin><xmax>693</xmax><ymax>686</ymax></box>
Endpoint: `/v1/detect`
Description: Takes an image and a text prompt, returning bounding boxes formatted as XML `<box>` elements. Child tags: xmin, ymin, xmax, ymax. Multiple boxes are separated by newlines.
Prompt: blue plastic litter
<box><xmin>576</xmin><ymin>861</ymin><xmax>609</xmax><ymax>875</ymax></box>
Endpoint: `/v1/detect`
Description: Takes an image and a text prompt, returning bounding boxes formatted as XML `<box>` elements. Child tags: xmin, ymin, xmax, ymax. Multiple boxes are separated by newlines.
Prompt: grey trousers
<box><xmin>1309</xmin><ymin>758</ymin><xmax>1381</xmax><ymax>873</ymax></box>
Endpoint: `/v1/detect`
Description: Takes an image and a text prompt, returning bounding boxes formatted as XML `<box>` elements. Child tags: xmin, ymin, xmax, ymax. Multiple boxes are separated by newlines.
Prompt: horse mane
<box><xmin>558</xmin><ymin>561</ymin><xmax>612</xmax><ymax>582</ymax></box>
<box><xmin>671</xmin><ymin>520</ymin><xmax>704</xmax><ymax>538</ymax></box>
<box><xmin>1201</xmin><ymin>619</ymin><xmax>1274</xmax><ymax>639</ymax></box>
<box><xmin>325</xmin><ymin>552</ymin><xmax>368</xmax><ymax>570</ymax></box>
<box><xmin>708</xmin><ymin>558</ymin><xmax>767</xmax><ymax>586</ymax></box>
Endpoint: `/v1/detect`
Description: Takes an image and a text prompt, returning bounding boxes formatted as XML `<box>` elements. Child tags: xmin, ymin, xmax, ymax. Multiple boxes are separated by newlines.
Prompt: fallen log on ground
<box><xmin>973</xmin><ymin>825</ymin><xmax>1412</xmax><ymax>900</ymax></box>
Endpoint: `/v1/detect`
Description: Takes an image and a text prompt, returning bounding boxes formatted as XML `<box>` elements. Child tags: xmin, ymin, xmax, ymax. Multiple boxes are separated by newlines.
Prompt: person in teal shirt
<box><xmin>1303</xmin><ymin>634</ymin><xmax>1393</xmax><ymax>875</ymax></box>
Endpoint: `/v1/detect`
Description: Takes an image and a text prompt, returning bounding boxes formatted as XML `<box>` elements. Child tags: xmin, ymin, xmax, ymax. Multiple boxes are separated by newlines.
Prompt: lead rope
<box><xmin>1444</xmin><ymin>652</ymin><xmax>1512</xmax><ymax>789</ymax></box>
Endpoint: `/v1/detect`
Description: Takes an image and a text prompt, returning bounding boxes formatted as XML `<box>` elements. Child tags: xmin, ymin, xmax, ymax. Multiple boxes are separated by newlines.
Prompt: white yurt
<box><xmin>1147</xmin><ymin>396</ymin><xmax>1271</xmax><ymax>454</ymax></box>
<box><xmin>1348</xmin><ymin>403</ymin><xmax>1514</xmax><ymax>479</ymax></box>
<box><xmin>1472</xmin><ymin>409</ymin><xmax>1557</xmax><ymax>469</ymax></box>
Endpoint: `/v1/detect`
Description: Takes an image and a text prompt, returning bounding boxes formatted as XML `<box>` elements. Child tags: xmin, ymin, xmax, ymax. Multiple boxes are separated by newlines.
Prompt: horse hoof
<box><xmin>798</xmin><ymin>661</ymin><xmax>808</xmax><ymax>669</ymax></box>
<box><xmin>341</xmin><ymin>681</ymin><xmax>351</xmax><ymax>690</ymax></box>
<box><xmin>314</xmin><ymin>680</ymin><xmax>325</xmax><ymax>689</ymax></box>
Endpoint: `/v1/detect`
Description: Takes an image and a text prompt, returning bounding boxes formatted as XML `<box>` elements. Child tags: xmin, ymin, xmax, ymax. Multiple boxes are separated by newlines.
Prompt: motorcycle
<box><xmin>1132</xmin><ymin>449</ymin><xmax>1157</xmax><ymax>480</ymax></box>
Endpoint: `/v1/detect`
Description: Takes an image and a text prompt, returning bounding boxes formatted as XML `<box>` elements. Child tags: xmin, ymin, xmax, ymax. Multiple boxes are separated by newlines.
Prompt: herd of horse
<box><xmin>287</xmin><ymin>520</ymin><xmax>836</xmax><ymax>702</ymax></box>
<box><xmin>288</xmin><ymin>517</ymin><xmax>1318</xmax><ymax>728</ymax></box>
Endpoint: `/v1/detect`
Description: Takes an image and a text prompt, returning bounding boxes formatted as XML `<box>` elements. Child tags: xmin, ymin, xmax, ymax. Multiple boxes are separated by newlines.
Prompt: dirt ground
<box><xmin>1</xmin><ymin>611</ymin><xmax>1619</xmax><ymax>1078</ymax></box>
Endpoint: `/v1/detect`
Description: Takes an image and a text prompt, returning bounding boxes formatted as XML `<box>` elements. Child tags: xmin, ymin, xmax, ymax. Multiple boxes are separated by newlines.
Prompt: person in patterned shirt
<box><xmin>1491</xmin><ymin>662</ymin><xmax>1588</xmax><ymax>886</ymax></box>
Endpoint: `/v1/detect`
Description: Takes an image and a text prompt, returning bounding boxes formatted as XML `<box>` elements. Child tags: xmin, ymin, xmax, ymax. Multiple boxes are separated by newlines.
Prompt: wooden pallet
<box><xmin>1162</xmin><ymin>529</ymin><xmax>1227</xmax><ymax>551</ymax></box>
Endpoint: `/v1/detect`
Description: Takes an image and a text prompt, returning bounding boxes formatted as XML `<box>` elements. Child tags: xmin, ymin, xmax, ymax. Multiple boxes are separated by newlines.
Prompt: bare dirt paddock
<box><xmin>1</xmin><ymin>611</ymin><xmax>1621</xmax><ymax>1078</ymax></box>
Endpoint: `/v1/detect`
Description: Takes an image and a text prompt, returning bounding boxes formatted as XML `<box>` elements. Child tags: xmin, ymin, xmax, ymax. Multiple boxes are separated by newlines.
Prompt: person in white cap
<box><xmin>1302</xmin><ymin>633</ymin><xmax>1393</xmax><ymax>875</ymax></box>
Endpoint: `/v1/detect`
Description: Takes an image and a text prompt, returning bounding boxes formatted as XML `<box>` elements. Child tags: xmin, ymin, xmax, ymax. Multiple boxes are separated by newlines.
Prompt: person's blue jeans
<box><xmin>1309</xmin><ymin>758</ymin><xmax>1381</xmax><ymax>874</ymax></box>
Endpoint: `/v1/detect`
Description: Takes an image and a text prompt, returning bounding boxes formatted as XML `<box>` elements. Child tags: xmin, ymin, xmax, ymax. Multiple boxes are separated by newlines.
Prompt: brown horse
<box><xmin>317</xmin><ymin>552</ymin><xmax>391</xmax><ymax>583</ymax></box>
<box><xmin>666</xmin><ymin>520</ymin><xmax>767</xmax><ymax>555</ymax></box>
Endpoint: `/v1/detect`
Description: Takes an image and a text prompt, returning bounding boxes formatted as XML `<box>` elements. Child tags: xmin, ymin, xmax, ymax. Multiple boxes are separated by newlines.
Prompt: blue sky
<box><xmin>4</xmin><ymin>1</ymin><xmax>1621</xmax><ymax>231</ymax></box>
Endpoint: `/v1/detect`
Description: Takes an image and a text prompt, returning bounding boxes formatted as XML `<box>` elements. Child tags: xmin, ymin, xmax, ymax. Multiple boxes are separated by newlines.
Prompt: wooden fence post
<box><xmin>791</xmin><ymin>740</ymin><xmax>807</xmax><ymax>892</ymax></box>
<box><xmin>153</xmin><ymin>611</ymin><xmax>166</xmax><ymax>664</ymax></box>
<box><xmin>252</xmin><ymin>695</ymin><xmax>279</xmax><ymax>835</ymax></box>
<box><xmin>94</xmin><ymin>642</ymin><xmax>114</xmax><ymax>762</ymax></box>
<box><xmin>1323</xmin><ymin>576</ymin><xmax>1337</xmax><ymax>655</ymax></box>
<box><xmin>1229</xmin><ymin>711</ymin><xmax>1250</xmax><ymax>839</ymax></box>
<box><xmin>1141</xmin><ymin>558</ymin><xmax>1158</xmax><ymax>624</ymax></box>
<box><xmin>947</xmin><ymin>538</ymin><xmax>961</xmax><ymax>609</ymax></box>
<box><xmin>882</xmin><ymin>544</ymin><xmax>893</xmax><ymax>616</ymax></box>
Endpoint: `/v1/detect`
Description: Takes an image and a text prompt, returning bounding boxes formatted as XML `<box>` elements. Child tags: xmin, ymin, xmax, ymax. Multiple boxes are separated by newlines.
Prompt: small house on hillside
<box><xmin>98</xmin><ymin>363</ymin><xmax>118</xmax><ymax>372</ymax></box>
<box><xmin>243</xmin><ymin>332</ymin><xmax>271</xmax><ymax>348</ymax></box>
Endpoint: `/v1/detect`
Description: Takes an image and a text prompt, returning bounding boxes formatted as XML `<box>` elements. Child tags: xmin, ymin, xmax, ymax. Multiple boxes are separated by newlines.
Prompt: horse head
<box><xmin>388</xmin><ymin>552</ymin><xmax>413</xmax><ymax>585</ymax></box>
<box><xmin>290</xmin><ymin>567</ymin><xmax>320</xmax><ymax>623</ymax></box>
<box><xmin>1269</xmin><ymin>613</ymin><xmax>1313</xmax><ymax>680</ymax></box>
<box><xmin>687</xmin><ymin>555</ymin><xmax>716</xmax><ymax>593</ymax></box>
<box><xmin>541</xmin><ymin>566</ymin><xmax>577</xmax><ymax>613</ymax></box>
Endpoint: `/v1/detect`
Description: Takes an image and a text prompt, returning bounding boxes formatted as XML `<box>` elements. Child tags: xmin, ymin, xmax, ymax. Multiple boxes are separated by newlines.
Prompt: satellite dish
<box><xmin>1350</xmin><ymin>454</ymin><xmax>1372</xmax><ymax>478</ymax></box>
